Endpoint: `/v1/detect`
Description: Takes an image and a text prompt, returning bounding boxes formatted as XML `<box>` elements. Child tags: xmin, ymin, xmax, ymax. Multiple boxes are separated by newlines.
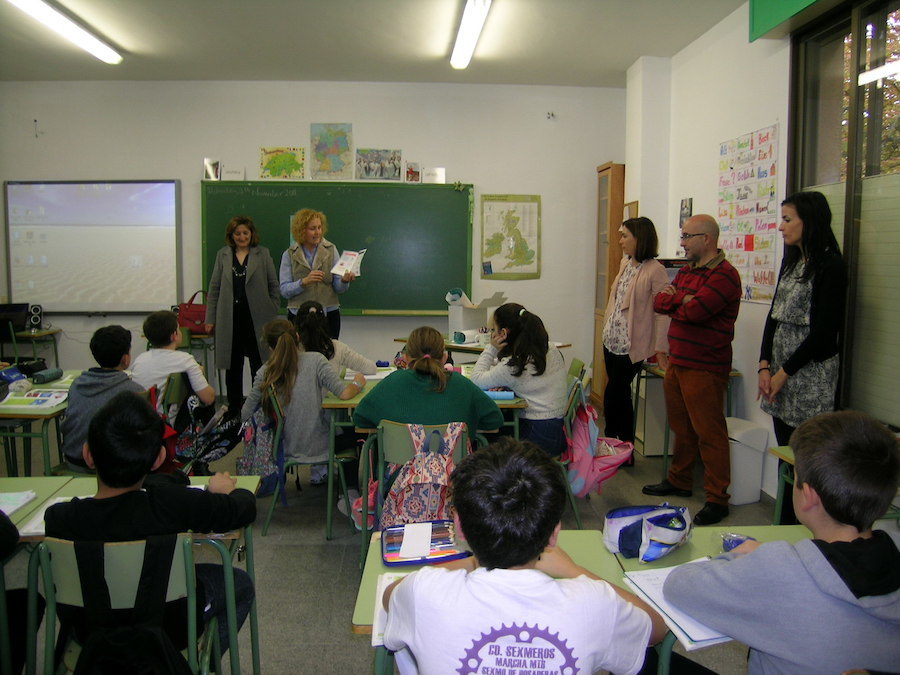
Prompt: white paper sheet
<box><xmin>623</xmin><ymin>559</ymin><xmax>731</xmax><ymax>651</ymax></box>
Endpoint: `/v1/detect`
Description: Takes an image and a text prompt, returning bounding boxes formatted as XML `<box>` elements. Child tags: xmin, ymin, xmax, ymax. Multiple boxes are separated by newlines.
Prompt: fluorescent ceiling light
<box><xmin>857</xmin><ymin>60</ymin><xmax>900</xmax><ymax>86</ymax></box>
<box><xmin>6</xmin><ymin>0</ymin><xmax>122</xmax><ymax>64</ymax></box>
<box><xmin>450</xmin><ymin>0</ymin><xmax>492</xmax><ymax>70</ymax></box>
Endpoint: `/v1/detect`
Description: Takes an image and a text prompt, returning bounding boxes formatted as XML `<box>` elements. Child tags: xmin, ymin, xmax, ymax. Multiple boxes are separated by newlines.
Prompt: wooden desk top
<box><xmin>0</xmin><ymin>370</ymin><xmax>81</xmax><ymax>418</ymax></box>
<box><xmin>614</xmin><ymin>524</ymin><xmax>811</xmax><ymax>573</ymax></box>
<box><xmin>13</xmin><ymin>328</ymin><xmax>61</xmax><ymax>339</ymax></box>
<box><xmin>0</xmin><ymin>476</ymin><xmax>72</xmax><ymax>527</ymax></box>
<box><xmin>323</xmin><ymin>375</ymin><xmax>527</xmax><ymax>410</ymax></box>
<box><xmin>641</xmin><ymin>363</ymin><xmax>742</xmax><ymax>378</ymax></box>
<box><xmin>352</xmin><ymin>529</ymin><xmax>622</xmax><ymax>633</ymax></box>
<box><xmin>768</xmin><ymin>445</ymin><xmax>794</xmax><ymax>464</ymax></box>
<box><xmin>393</xmin><ymin>337</ymin><xmax>572</xmax><ymax>355</ymax></box>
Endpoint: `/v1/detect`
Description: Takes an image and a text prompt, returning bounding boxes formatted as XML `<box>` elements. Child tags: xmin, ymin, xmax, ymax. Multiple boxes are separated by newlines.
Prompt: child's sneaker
<box><xmin>309</xmin><ymin>464</ymin><xmax>327</xmax><ymax>485</ymax></box>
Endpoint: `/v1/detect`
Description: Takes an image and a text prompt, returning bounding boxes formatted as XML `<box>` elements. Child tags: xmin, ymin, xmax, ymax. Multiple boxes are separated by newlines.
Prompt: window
<box><xmin>792</xmin><ymin>0</ymin><xmax>900</xmax><ymax>427</ymax></box>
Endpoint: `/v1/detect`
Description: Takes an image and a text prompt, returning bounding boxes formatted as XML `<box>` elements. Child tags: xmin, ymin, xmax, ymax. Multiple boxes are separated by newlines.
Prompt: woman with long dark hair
<box><xmin>759</xmin><ymin>191</ymin><xmax>846</xmax><ymax>521</ymax></box>
<box><xmin>470</xmin><ymin>303</ymin><xmax>568</xmax><ymax>455</ymax></box>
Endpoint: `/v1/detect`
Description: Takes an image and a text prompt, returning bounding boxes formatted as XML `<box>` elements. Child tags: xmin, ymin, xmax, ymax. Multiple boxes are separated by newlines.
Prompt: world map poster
<box><xmin>717</xmin><ymin>123</ymin><xmax>779</xmax><ymax>303</ymax></box>
<box><xmin>481</xmin><ymin>194</ymin><xmax>541</xmax><ymax>280</ymax></box>
<box><xmin>310</xmin><ymin>123</ymin><xmax>353</xmax><ymax>180</ymax></box>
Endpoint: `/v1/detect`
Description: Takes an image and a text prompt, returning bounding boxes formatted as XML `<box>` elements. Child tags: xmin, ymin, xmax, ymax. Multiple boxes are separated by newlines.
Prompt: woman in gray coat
<box><xmin>205</xmin><ymin>215</ymin><xmax>280</xmax><ymax>413</ymax></box>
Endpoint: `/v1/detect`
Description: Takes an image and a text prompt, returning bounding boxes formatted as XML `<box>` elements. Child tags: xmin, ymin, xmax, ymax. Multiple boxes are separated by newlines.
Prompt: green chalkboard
<box><xmin>201</xmin><ymin>181</ymin><xmax>473</xmax><ymax>315</ymax></box>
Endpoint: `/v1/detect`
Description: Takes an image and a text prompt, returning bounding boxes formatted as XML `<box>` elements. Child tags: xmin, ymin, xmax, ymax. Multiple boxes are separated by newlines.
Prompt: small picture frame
<box><xmin>624</xmin><ymin>201</ymin><xmax>639</xmax><ymax>220</ymax></box>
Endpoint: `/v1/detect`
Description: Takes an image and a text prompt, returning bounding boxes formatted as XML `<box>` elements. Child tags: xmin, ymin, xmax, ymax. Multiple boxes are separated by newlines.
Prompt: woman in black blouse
<box><xmin>205</xmin><ymin>216</ymin><xmax>280</xmax><ymax>413</ymax></box>
<box><xmin>758</xmin><ymin>191</ymin><xmax>845</xmax><ymax>521</ymax></box>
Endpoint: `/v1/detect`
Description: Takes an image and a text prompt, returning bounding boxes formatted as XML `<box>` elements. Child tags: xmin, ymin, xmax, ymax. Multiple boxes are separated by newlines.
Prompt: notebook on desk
<box><xmin>623</xmin><ymin>559</ymin><xmax>731</xmax><ymax>651</ymax></box>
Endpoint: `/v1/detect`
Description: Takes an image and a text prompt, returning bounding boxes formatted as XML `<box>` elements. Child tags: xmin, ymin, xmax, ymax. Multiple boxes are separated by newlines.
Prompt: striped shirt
<box><xmin>654</xmin><ymin>251</ymin><xmax>741</xmax><ymax>374</ymax></box>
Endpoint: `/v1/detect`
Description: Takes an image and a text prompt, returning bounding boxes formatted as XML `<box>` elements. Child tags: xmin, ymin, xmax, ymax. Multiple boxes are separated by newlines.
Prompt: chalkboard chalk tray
<box><xmin>202</xmin><ymin>181</ymin><xmax>473</xmax><ymax>315</ymax></box>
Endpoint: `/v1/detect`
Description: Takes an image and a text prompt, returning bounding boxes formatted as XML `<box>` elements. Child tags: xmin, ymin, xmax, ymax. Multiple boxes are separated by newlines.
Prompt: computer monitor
<box><xmin>0</xmin><ymin>303</ymin><xmax>29</xmax><ymax>333</ymax></box>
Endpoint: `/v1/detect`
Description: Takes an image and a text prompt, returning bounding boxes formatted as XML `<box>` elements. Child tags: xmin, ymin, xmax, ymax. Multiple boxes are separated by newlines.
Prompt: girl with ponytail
<box><xmin>353</xmin><ymin>326</ymin><xmax>503</xmax><ymax>435</ymax></box>
<box><xmin>470</xmin><ymin>303</ymin><xmax>568</xmax><ymax>455</ymax></box>
<box><xmin>294</xmin><ymin>300</ymin><xmax>377</xmax><ymax>377</ymax></box>
<box><xmin>241</xmin><ymin>319</ymin><xmax>365</xmax><ymax>479</ymax></box>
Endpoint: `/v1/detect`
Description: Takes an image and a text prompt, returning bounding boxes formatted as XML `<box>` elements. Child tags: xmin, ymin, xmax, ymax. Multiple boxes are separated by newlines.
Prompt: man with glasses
<box><xmin>642</xmin><ymin>215</ymin><xmax>741</xmax><ymax>526</ymax></box>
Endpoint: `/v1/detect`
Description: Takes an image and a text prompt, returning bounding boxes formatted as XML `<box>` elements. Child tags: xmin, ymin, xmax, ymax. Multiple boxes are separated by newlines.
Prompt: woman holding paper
<box><xmin>279</xmin><ymin>208</ymin><xmax>356</xmax><ymax>339</ymax></box>
<box><xmin>205</xmin><ymin>215</ymin><xmax>280</xmax><ymax>414</ymax></box>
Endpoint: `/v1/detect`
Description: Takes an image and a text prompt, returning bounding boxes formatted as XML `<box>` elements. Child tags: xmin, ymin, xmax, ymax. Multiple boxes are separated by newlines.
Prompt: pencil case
<box><xmin>485</xmin><ymin>390</ymin><xmax>515</xmax><ymax>400</ymax></box>
<box><xmin>381</xmin><ymin>519</ymin><xmax>472</xmax><ymax>566</ymax></box>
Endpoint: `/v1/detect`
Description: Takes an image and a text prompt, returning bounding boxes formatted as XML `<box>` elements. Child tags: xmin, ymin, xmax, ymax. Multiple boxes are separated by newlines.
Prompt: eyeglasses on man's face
<box><xmin>680</xmin><ymin>232</ymin><xmax>706</xmax><ymax>241</ymax></box>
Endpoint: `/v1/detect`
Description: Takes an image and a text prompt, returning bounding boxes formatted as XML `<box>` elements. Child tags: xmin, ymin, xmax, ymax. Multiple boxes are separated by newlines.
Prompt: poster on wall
<box><xmin>310</xmin><ymin>123</ymin><xmax>353</xmax><ymax>179</ymax></box>
<box><xmin>259</xmin><ymin>147</ymin><xmax>304</xmax><ymax>179</ymax></box>
<box><xmin>717</xmin><ymin>123</ymin><xmax>778</xmax><ymax>302</ymax></box>
<box><xmin>481</xmin><ymin>194</ymin><xmax>540</xmax><ymax>280</ymax></box>
<box><xmin>355</xmin><ymin>149</ymin><xmax>402</xmax><ymax>180</ymax></box>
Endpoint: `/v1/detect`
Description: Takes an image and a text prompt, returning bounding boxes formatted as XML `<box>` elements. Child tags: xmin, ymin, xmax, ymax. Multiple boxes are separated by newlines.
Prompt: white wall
<box><xmin>0</xmin><ymin>81</ymin><xmax>624</xmax><ymax>372</ymax></box>
<box><xmin>625</xmin><ymin>56</ymin><xmax>671</xmax><ymax>228</ymax></box>
<box><xmin>664</xmin><ymin>2</ymin><xmax>791</xmax><ymax>495</ymax></box>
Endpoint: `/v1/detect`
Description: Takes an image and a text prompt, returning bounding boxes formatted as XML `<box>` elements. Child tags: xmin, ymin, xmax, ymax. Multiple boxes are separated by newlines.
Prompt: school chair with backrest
<box><xmin>566</xmin><ymin>357</ymin><xmax>585</xmax><ymax>382</ymax></box>
<box><xmin>261</xmin><ymin>386</ymin><xmax>357</xmax><ymax>536</ymax></box>
<box><xmin>558</xmin><ymin>378</ymin><xmax>584</xmax><ymax>530</ymax></box>
<box><xmin>358</xmin><ymin>420</ymin><xmax>471</xmax><ymax>567</ymax></box>
<box><xmin>33</xmin><ymin>533</ymin><xmax>220</xmax><ymax>675</ymax></box>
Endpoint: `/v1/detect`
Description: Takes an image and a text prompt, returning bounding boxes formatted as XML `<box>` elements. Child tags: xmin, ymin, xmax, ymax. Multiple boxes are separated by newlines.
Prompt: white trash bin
<box><xmin>726</xmin><ymin>417</ymin><xmax>769</xmax><ymax>506</ymax></box>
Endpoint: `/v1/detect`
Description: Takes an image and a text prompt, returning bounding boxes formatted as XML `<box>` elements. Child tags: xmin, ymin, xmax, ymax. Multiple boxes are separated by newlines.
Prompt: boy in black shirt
<box><xmin>46</xmin><ymin>391</ymin><xmax>256</xmax><ymax>655</ymax></box>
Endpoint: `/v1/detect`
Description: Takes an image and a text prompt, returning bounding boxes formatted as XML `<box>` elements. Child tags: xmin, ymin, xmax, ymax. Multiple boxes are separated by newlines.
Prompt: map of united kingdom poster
<box><xmin>481</xmin><ymin>194</ymin><xmax>541</xmax><ymax>280</ymax></box>
<box><xmin>310</xmin><ymin>123</ymin><xmax>353</xmax><ymax>180</ymax></box>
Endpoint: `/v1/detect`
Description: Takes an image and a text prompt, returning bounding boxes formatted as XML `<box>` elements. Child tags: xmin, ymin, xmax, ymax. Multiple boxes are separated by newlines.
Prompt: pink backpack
<box><xmin>562</xmin><ymin>404</ymin><xmax>633</xmax><ymax>498</ymax></box>
<box><xmin>380</xmin><ymin>422</ymin><xmax>466</xmax><ymax>529</ymax></box>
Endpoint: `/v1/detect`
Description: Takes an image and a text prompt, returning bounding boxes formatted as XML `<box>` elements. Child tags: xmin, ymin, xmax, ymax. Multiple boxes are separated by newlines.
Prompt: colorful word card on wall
<box><xmin>717</xmin><ymin>123</ymin><xmax>778</xmax><ymax>302</ymax></box>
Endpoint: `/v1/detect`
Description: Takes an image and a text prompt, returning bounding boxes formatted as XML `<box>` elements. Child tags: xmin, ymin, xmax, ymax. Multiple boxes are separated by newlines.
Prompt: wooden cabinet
<box><xmin>590</xmin><ymin>162</ymin><xmax>625</xmax><ymax>408</ymax></box>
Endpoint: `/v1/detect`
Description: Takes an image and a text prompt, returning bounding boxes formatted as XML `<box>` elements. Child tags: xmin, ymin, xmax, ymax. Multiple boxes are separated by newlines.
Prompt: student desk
<box><xmin>769</xmin><ymin>446</ymin><xmax>900</xmax><ymax>526</ymax></box>
<box><xmin>11</xmin><ymin>329</ymin><xmax>62</xmax><ymax>369</ymax></box>
<box><xmin>0</xmin><ymin>370</ymin><xmax>80</xmax><ymax>477</ymax></box>
<box><xmin>0</xmin><ymin>476</ymin><xmax>73</xmax><ymax>675</ymax></box>
<box><xmin>352</xmin><ymin>530</ymin><xmax>624</xmax><ymax>672</ymax></box>
<box><xmin>614</xmin><ymin>524</ymin><xmax>811</xmax><ymax>674</ymax></box>
<box><xmin>632</xmin><ymin>364</ymin><xmax>741</xmax><ymax>479</ymax></box>
<box><xmin>393</xmin><ymin>337</ymin><xmax>572</xmax><ymax>358</ymax></box>
<box><xmin>20</xmin><ymin>475</ymin><xmax>262</xmax><ymax>675</ymax></box>
<box><xmin>322</xmin><ymin>375</ymin><xmax>526</xmax><ymax>540</ymax></box>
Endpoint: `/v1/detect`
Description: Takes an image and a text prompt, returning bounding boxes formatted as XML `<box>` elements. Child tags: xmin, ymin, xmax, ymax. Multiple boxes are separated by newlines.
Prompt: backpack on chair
<box><xmin>380</xmin><ymin>422</ymin><xmax>465</xmax><ymax>529</ymax></box>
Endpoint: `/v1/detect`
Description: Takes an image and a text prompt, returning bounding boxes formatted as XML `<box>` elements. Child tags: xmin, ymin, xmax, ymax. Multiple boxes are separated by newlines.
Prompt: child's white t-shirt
<box><xmin>131</xmin><ymin>349</ymin><xmax>210</xmax><ymax>402</ymax></box>
<box><xmin>384</xmin><ymin>566</ymin><xmax>651</xmax><ymax>675</ymax></box>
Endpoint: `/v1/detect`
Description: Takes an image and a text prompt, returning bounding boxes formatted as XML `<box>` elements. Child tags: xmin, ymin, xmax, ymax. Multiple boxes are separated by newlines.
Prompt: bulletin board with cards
<box><xmin>717</xmin><ymin>124</ymin><xmax>779</xmax><ymax>303</ymax></box>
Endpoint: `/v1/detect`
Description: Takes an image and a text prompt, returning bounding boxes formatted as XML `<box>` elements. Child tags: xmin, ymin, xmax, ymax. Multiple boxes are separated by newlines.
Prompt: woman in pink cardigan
<box><xmin>602</xmin><ymin>217</ymin><xmax>670</xmax><ymax>456</ymax></box>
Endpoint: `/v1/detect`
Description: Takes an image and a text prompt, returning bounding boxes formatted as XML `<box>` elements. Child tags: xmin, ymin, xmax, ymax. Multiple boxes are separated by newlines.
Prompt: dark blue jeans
<box><xmin>195</xmin><ymin>563</ymin><xmax>254</xmax><ymax>655</ymax></box>
<box><xmin>520</xmin><ymin>417</ymin><xmax>566</xmax><ymax>456</ymax></box>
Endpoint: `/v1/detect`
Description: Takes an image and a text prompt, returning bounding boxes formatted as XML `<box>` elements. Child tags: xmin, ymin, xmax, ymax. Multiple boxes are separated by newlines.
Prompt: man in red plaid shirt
<box><xmin>643</xmin><ymin>214</ymin><xmax>741</xmax><ymax>526</ymax></box>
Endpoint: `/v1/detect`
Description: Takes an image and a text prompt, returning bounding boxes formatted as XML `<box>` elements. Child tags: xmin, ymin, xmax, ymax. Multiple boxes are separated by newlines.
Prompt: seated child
<box><xmin>45</xmin><ymin>391</ymin><xmax>256</xmax><ymax>656</ymax></box>
<box><xmin>353</xmin><ymin>325</ymin><xmax>503</xmax><ymax>436</ymax></box>
<box><xmin>60</xmin><ymin>325</ymin><xmax>143</xmax><ymax>471</ymax></box>
<box><xmin>383</xmin><ymin>438</ymin><xmax>666</xmax><ymax>674</ymax></box>
<box><xmin>294</xmin><ymin>300</ymin><xmax>377</xmax><ymax>377</ymax></box>
<box><xmin>293</xmin><ymin>300</ymin><xmax>376</xmax><ymax>484</ymax></box>
<box><xmin>2</xmin><ymin>512</ymin><xmax>45</xmax><ymax>674</ymax></box>
<box><xmin>469</xmin><ymin>303</ymin><xmax>569</xmax><ymax>455</ymax></box>
<box><xmin>241</xmin><ymin>319</ymin><xmax>365</xmax><ymax>483</ymax></box>
<box><xmin>663</xmin><ymin>410</ymin><xmax>900</xmax><ymax>674</ymax></box>
<box><xmin>132</xmin><ymin>310</ymin><xmax>216</xmax><ymax>409</ymax></box>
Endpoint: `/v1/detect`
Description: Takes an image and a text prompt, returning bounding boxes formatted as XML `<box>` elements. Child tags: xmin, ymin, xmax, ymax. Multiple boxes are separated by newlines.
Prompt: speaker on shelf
<box><xmin>28</xmin><ymin>304</ymin><xmax>43</xmax><ymax>331</ymax></box>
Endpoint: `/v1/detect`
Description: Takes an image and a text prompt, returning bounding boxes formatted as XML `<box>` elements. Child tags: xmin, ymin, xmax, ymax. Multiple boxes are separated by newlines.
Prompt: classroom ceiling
<box><xmin>0</xmin><ymin>0</ymin><xmax>747</xmax><ymax>87</ymax></box>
